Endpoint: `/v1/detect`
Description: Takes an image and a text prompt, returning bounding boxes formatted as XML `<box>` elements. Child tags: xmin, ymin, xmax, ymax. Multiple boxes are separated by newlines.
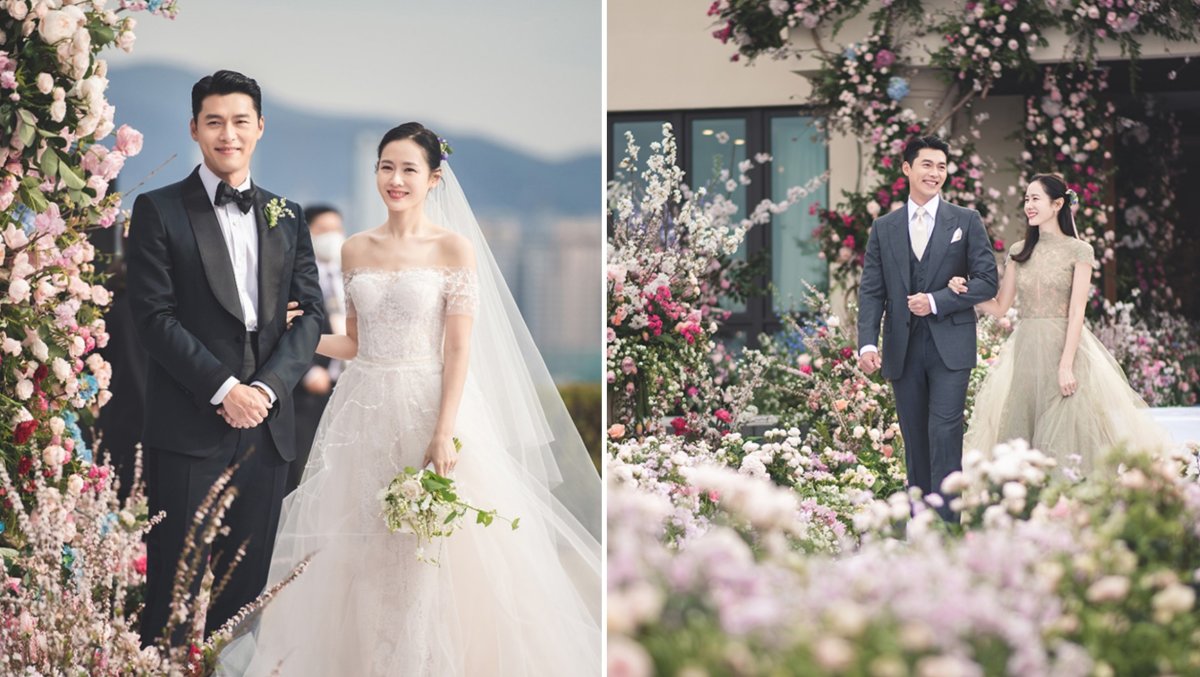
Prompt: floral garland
<box><xmin>0</xmin><ymin>0</ymin><xmax>177</xmax><ymax>542</ymax></box>
<box><xmin>706</xmin><ymin>0</ymin><xmax>870</xmax><ymax>62</ymax></box>
<box><xmin>1058</xmin><ymin>0</ymin><xmax>1200</xmax><ymax>70</ymax></box>
<box><xmin>929</xmin><ymin>0</ymin><xmax>1053</xmax><ymax>95</ymax></box>
<box><xmin>1019</xmin><ymin>63</ymin><xmax>1117</xmax><ymax>306</ymax></box>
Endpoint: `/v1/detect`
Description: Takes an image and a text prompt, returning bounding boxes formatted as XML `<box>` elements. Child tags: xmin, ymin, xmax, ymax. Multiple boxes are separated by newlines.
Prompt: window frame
<box><xmin>608</xmin><ymin>106</ymin><xmax>829</xmax><ymax>346</ymax></box>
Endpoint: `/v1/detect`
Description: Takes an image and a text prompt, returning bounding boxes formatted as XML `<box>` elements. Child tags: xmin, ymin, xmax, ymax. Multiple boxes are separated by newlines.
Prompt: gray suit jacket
<box><xmin>856</xmin><ymin>199</ymin><xmax>998</xmax><ymax>380</ymax></box>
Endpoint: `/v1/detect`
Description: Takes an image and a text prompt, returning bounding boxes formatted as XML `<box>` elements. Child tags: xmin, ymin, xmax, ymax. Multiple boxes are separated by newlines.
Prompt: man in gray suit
<box><xmin>857</xmin><ymin>136</ymin><xmax>998</xmax><ymax>519</ymax></box>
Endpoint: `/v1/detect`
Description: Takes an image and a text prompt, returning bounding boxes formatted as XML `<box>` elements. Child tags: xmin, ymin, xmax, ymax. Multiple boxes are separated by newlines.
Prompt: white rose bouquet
<box><xmin>378</xmin><ymin>438</ymin><xmax>518</xmax><ymax>565</ymax></box>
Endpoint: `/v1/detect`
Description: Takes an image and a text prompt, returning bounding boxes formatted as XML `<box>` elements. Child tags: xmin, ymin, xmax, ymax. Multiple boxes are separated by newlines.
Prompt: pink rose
<box><xmin>114</xmin><ymin>124</ymin><xmax>143</xmax><ymax>156</ymax></box>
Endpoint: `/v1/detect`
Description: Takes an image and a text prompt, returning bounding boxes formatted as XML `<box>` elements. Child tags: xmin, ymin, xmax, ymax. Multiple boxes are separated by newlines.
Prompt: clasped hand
<box><xmin>217</xmin><ymin>384</ymin><xmax>271</xmax><ymax>429</ymax></box>
<box><xmin>907</xmin><ymin>294</ymin><xmax>932</xmax><ymax>316</ymax></box>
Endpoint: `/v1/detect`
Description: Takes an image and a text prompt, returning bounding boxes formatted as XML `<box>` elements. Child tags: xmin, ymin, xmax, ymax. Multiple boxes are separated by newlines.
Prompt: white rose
<box><xmin>66</xmin><ymin>474</ymin><xmax>84</xmax><ymax>495</ymax></box>
<box><xmin>48</xmin><ymin>416</ymin><xmax>65</xmax><ymax>435</ymax></box>
<box><xmin>79</xmin><ymin>74</ymin><xmax>106</xmax><ymax>109</ymax></box>
<box><xmin>8</xmin><ymin>0</ymin><xmax>28</xmax><ymax>21</ymax></box>
<box><xmin>15</xmin><ymin>379</ymin><xmax>33</xmax><ymax>400</ymax></box>
<box><xmin>36</xmin><ymin>72</ymin><xmax>53</xmax><ymax>94</ymax></box>
<box><xmin>69</xmin><ymin>25</ymin><xmax>89</xmax><ymax>55</ymax></box>
<box><xmin>399</xmin><ymin>478</ymin><xmax>423</xmax><ymax>501</ymax></box>
<box><xmin>2</xmin><ymin>336</ymin><xmax>22</xmax><ymax>355</ymax></box>
<box><xmin>38</xmin><ymin>8</ymin><xmax>77</xmax><ymax>44</ymax></box>
<box><xmin>8</xmin><ymin>277</ymin><xmax>31</xmax><ymax>303</ymax></box>
<box><xmin>49</xmin><ymin>97</ymin><xmax>66</xmax><ymax>122</ymax></box>
<box><xmin>51</xmin><ymin>357</ymin><xmax>71</xmax><ymax>381</ymax></box>
<box><xmin>42</xmin><ymin>444</ymin><xmax>66</xmax><ymax>467</ymax></box>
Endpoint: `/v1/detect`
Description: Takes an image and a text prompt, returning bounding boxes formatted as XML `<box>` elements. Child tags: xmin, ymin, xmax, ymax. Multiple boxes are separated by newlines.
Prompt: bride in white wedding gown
<box><xmin>218</xmin><ymin>123</ymin><xmax>601</xmax><ymax>675</ymax></box>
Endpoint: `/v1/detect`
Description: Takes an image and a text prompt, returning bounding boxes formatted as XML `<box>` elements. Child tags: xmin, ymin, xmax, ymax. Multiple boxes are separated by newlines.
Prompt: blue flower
<box><xmin>0</xmin><ymin>522</ymin><xmax>5</xmax><ymax>535</ymax></box>
<box><xmin>99</xmin><ymin>512</ymin><xmax>119</xmax><ymax>537</ymax></box>
<box><xmin>843</xmin><ymin>45</ymin><xmax>858</xmax><ymax>62</ymax></box>
<box><xmin>147</xmin><ymin>0</ymin><xmax>164</xmax><ymax>10</ymax></box>
<box><xmin>62</xmin><ymin>410</ymin><xmax>91</xmax><ymax>463</ymax></box>
<box><xmin>62</xmin><ymin>545</ymin><xmax>83</xmax><ymax>578</ymax></box>
<box><xmin>887</xmin><ymin>76</ymin><xmax>910</xmax><ymax>101</ymax></box>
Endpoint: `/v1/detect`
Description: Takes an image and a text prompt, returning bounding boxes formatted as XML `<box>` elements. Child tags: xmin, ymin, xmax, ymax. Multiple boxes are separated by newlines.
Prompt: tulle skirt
<box><xmin>218</xmin><ymin>358</ymin><xmax>600</xmax><ymax>676</ymax></box>
<box><xmin>964</xmin><ymin>318</ymin><xmax>1173</xmax><ymax>475</ymax></box>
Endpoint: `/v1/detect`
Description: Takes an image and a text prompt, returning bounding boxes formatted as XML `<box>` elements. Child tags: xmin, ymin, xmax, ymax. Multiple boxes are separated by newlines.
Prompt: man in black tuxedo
<box><xmin>126</xmin><ymin>70</ymin><xmax>324</xmax><ymax>646</ymax></box>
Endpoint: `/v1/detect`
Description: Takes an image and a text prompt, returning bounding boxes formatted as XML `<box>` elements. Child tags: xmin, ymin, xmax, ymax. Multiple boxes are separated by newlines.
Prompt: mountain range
<box><xmin>106</xmin><ymin>63</ymin><xmax>601</xmax><ymax>225</ymax></box>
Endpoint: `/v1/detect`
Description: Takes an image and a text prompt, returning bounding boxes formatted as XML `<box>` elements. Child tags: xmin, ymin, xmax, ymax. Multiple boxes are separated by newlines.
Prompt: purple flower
<box><xmin>874</xmin><ymin>49</ymin><xmax>896</xmax><ymax>69</ymax></box>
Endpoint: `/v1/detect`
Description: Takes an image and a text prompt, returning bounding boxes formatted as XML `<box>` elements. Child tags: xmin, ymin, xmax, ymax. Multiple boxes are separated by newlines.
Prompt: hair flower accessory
<box><xmin>438</xmin><ymin>137</ymin><xmax>454</xmax><ymax>161</ymax></box>
<box><xmin>1065</xmin><ymin>188</ymin><xmax>1079</xmax><ymax>207</ymax></box>
<box><xmin>264</xmin><ymin>197</ymin><xmax>294</xmax><ymax>228</ymax></box>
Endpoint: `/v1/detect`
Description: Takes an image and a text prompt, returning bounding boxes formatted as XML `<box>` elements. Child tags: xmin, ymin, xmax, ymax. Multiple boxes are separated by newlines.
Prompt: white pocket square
<box><xmin>950</xmin><ymin>227</ymin><xmax>963</xmax><ymax>243</ymax></box>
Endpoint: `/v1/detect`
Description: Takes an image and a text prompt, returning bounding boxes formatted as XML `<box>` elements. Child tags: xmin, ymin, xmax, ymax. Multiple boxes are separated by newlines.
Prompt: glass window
<box><xmin>768</xmin><ymin>115</ymin><xmax>828</xmax><ymax>313</ymax></box>
<box><xmin>691</xmin><ymin>118</ymin><xmax>749</xmax><ymax>313</ymax></box>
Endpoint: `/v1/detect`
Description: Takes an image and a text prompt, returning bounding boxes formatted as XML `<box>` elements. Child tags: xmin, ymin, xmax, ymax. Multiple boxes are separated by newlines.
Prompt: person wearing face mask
<box><xmin>286</xmin><ymin>204</ymin><xmax>346</xmax><ymax>493</ymax></box>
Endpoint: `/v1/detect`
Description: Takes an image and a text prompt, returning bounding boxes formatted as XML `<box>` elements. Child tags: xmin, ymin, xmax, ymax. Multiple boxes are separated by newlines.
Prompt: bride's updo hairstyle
<box><xmin>376</xmin><ymin>122</ymin><xmax>443</xmax><ymax>171</ymax></box>
<box><xmin>1011</xmin><ymin>172</ymin><xmax>1078</xmax><ymax>264</ymax></box>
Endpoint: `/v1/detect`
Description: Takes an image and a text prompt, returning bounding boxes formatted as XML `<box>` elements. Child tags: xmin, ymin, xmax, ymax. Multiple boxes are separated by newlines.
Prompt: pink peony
<box><xmin>114</xmin><ymin>124</ymin><xmax>143</xmax><ymax>156</ymax></box>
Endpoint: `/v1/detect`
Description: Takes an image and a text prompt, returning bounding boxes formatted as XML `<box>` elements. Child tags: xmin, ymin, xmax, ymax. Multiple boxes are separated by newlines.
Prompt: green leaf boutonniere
<box><xmin>263</xmin><ymin>197</ymin><xmax>295</xmax><ymax>229</ymax></box>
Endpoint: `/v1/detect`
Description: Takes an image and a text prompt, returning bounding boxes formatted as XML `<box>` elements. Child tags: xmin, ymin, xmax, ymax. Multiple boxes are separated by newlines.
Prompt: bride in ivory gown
<box><xmin>218</xmin><ymin>123</ymin><xmax>601</xmax><ymax>675</ymax></box>
<box><xmin>950</xmin><ymin>173</ymin><xmax>1171</xmax><ymax>474</ymax></box>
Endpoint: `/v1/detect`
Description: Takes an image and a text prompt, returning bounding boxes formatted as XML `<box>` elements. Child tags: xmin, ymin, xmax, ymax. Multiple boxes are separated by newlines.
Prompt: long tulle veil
<box><xmin>423</xmin><ymin>162</ymin><xmax>600</xmax><ymax>605</ymax></box>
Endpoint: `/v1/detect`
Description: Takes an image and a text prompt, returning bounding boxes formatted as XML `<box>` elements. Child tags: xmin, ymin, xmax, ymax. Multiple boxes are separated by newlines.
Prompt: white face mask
<box><xmin>311</xmin><ymin>231</ymin><xmax>345</xmax><ymax>264</ymax></box>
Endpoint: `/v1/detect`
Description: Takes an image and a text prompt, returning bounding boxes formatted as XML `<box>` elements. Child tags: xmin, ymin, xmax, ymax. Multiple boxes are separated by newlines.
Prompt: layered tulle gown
<box><xmin>964</xmin><ymin>233</ymin><xmax>1172</xmax><ymax>473</ymax></box>
<box><xmin>219</xmin><ymin>267</ymin><xmax>600</xmax><ymax>676</ymax></box>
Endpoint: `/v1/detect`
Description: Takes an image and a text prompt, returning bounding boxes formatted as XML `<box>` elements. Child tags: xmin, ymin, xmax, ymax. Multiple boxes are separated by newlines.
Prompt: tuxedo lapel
<box><xmin>255</xmin><ymin>188</ymin><xmax>283</xmax><ymax>329</ymax></box>
<box><xmin>183</xmin><ymin>170</ymin><xmax>245</xmax><ymax>325</ymax></box>
<box><xmin>884</xmin><ymin>208</ymin><xmax>911</xmax><ymax>293</ymax></box>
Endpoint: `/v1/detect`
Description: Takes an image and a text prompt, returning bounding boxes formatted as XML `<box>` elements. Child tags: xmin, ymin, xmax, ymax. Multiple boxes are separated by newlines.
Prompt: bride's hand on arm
<box><xmin>285</xmin><ymin>300</ymin><xmax>358</xmax><ymax>359</ymax></box>
<box><xmin>948</xmin><ymin>257</ymin><xmax>1016</xmax><ymax>319</ymax></box>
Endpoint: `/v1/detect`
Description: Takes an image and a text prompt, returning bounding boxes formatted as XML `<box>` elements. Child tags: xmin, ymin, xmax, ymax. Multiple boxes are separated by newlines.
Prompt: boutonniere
<box><xmin>263</xmin><ymin>197</ymin><xmax>294</xmax><ymax>229</ymax></box>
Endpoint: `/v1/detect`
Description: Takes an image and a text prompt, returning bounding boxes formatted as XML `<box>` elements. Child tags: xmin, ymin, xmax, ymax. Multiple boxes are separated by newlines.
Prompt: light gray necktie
<box><xmin>912</xmin><ymin>205</ymin><xmax>929</xmax><ymax>260</ymax></box>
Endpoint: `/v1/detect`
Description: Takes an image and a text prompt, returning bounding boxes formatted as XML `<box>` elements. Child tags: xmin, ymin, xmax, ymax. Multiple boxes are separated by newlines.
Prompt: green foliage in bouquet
<box><xmin>380</xmin><ymin>439</ymin><xmax>518</xmax><ymax>566</ymax></box>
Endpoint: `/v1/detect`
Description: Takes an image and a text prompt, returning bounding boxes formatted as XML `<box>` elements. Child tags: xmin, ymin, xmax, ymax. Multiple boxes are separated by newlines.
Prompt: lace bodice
<box><xmin>1007</xmin><ymin>234</ymin><xmax>1095</xmax><ymax>318</ymax></box>
<box><xmin>345</xmin><ymin>268</ymin><xmax>479</xmax><ymax>363</ymax></box>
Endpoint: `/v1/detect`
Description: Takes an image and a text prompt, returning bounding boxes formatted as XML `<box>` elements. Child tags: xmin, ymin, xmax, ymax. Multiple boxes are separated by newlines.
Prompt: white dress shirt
<box><xmin>859</xmin><ymin>194</ymin><xmax>941</xmax><ymax>358</ymax></box>
<box><xmin>198</xmin><ymin>163</ymin><xmax>277</xmax><ymax>406</ymax></box>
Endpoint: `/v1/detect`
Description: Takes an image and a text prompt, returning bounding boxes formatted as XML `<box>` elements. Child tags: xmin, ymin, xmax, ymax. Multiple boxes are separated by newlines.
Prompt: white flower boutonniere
<box><xmin>263</xmin><ymin>197</ymin><xmax>294</xmax><ymax>229</ymax></box>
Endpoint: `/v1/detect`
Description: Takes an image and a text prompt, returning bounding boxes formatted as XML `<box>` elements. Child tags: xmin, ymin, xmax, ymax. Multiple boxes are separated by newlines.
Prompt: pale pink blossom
<box><xmin>114</xmin><ymin>124</ymin><xmax>143</xmax><ymax>156</ymax></box>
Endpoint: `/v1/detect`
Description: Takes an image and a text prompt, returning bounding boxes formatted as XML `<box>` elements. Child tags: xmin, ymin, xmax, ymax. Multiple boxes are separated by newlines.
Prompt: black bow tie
<box><xmin>214</xmin><ymin>181</ymin><xmax>256</xmax><ymax>214</ymax></box>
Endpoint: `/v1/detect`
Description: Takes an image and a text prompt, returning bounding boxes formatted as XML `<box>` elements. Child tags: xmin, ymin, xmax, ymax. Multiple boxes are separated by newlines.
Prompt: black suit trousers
<box><xmin>140</xmin><ymin>425</ymin><xmax>288</xmax><ymax>647</ymax></box>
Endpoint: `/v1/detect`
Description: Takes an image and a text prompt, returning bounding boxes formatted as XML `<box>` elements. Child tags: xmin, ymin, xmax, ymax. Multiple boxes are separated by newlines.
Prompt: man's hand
<box><xmin>217</xmin><ymin>384</ymin><xmax>270</xmax><ymax>429</ymax></box>
<box><xmin>858</xmin><ymin>351</ymin><xmax>881</xmax><ymax>375</ymax></box>
<box><xmin>303</xmin><ymin>365</ymin><xmax>333</xmax><ymax>395</ymax></box>
<box><xmin>907</xmin><ymin>293</ymin><xmax>932</xmax><ymax>317</ymax></box>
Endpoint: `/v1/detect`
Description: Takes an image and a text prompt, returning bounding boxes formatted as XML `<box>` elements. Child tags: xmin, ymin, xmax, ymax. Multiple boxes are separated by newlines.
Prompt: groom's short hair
<box><xmin>191</xmin><ymin>70</ymin><xmax>262</xmax><ymax>120</ymax></box>
<box><xmin>902</xmin><ymin>135</ymin><xmax>950</xmax><ymax>166</ymax></box>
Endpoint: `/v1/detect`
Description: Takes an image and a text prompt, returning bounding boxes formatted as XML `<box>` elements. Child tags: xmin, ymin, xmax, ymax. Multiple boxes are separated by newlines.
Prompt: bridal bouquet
<box><xmin>379</xmin><ymin>439</ymin><xmax>518</xmax><ymax>565</ymax></box>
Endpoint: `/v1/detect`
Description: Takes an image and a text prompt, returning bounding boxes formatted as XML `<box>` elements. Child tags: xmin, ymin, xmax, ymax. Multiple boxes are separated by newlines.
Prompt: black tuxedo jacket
<box><xmin>126</xmin><ymin>166</ymin><xmax>324</xmax><ymax>461</ymax></box>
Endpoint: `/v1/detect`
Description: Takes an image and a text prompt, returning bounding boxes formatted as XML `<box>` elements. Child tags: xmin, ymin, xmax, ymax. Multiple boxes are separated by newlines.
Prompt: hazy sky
<box><xmin>116</xmin><ymin>0</ymin><xmax>601</xmax><ymax>161</ymax></box>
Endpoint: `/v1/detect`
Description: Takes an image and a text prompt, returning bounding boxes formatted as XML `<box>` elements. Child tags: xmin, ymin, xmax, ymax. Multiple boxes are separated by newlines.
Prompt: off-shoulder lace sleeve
<box><xmin>443</xmin><ymin>268</ymin><xmax>479</xmax><ymax>316</ymax></box>
<box><xmin>342</xmin><ymin>270</ymin><xmax>356</xmax><ymax>318</ymax></box>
